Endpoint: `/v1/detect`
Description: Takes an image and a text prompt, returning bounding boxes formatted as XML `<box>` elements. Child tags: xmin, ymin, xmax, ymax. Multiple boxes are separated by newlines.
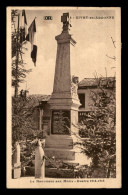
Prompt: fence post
<box><xmin>35</xmin><ymin>139</ymin><xmax>45</xmax><ymax>178</ymax></box>
<box><xmin>12</xmin><ymin>142</ymin><xmax>21</xmax><ymax>179</ymax></box>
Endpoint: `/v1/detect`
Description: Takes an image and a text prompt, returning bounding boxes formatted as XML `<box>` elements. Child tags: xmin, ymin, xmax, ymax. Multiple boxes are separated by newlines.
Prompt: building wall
<box><xmin>32</xmin><ymin>103</ymin><xmax>51</xmax><ymax>135</ymax></box>
<box><xmin>78</xmin><ymin>88</ymin><xmax>98</xmax><ymax>111</ymax></box>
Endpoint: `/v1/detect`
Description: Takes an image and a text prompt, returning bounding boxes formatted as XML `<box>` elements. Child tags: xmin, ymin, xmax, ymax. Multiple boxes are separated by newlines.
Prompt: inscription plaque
<box><xmin>51</xmin><ymin>110</ymin><xmax>70</xmax><ymax>134</ymax></box>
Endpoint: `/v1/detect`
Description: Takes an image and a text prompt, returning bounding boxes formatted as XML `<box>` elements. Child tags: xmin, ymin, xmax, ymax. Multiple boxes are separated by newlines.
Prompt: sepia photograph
<box><xmin>7</xmin><ymin>7</ymin><xmax>121</xmax><ymax>188</ymax></box>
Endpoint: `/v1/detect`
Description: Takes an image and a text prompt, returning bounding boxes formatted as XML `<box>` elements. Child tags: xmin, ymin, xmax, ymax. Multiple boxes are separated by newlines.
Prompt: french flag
<box><xmin>26</xmin><ymin>18</ymin><xmax>37</xmax><ymax>66</ymax></box>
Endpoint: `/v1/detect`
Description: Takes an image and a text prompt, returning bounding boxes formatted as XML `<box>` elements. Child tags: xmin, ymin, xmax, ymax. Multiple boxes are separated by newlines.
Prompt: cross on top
<box><xmin>61</xmin><ymin>13</ymin><xmax>71</xmax><ymax>32</ymax></box>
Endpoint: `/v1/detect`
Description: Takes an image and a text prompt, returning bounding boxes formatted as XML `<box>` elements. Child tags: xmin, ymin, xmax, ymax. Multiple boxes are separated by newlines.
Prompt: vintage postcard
<box><xmin>7</xmin><ymin>7</ymin><xmax>121</xmax><ymax>188</ymax></box>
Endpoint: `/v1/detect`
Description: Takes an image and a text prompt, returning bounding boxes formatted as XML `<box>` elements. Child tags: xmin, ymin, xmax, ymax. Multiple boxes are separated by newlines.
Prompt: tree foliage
<box><xmin>11</xmin><ymin>9</ymin><xmax>32</xmax><ymax>97</ymax></box>
<box><xmin>76</xmin><ymin>77</ymin><xmax>116</xmax><ymax>178</ymax></box>
<box><xmin>11</xmin><ymin>10</ymin><xmax>36</xmax><ymax>145</ymax></box>
<box><xmin>12</xmin><ymin>95</ymin><xmax>46</xmax><ymax>146</ymax></box>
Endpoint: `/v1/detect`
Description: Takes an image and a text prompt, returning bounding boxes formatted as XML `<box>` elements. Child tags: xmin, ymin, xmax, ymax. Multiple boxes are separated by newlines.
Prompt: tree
<box><xmin>12</xmin><ymin>96</ymin><xmax>39</xmax><ymax>144</ymax></box>
<box><xmin>11</xmin><ymin>10</ymin><xmax>35</xmax><ymax>144</ymax></box>
<box><xmin>11</xmin><ymin>9</ymin><xmax>32</xmax><ymax>97</ymax></box>
<box><xmin>75</xmin><ymin>77</ymin><xmax>116</xmax><ymax>178</ymax></box>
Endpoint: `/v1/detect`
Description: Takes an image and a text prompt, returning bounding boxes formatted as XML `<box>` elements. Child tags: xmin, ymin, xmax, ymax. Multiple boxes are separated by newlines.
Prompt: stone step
<box><xmin>45</xmin><ymin>135</ymin><xmax>73</xmax><ymax>149</ymax></box>
<box><xmin>44</xmin><ymin>148</ymin><xmax>75</xmax><ymax>160</ymax></box>
<box><xmin>62</xmin><ymin>160</ymin><xmax>79</xmax><ymax>166</ymax></box>
<box><xmin>45</xmin><ymin>158</ymin><xmax>79</xmax><ymax>167</ymax></box>
<box><xmin>46</xmin><ymin>159</ymin><xmax>79</xmax><ymax>167</ymax></box>
<box><xmin>45</xmin><ymin>167</ymin><xmax>74</xmax><ymax>178</ymax></box>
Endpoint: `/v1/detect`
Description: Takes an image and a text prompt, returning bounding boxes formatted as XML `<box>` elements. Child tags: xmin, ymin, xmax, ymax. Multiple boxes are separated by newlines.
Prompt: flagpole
<box><xmin>34</xmin><ymin>16</ymin><xmax>37</xmax><ymax>67</ymax></box>
<box><xmin>14</xmin><ymin>13</ymin><xmax>20</xmax><ymax>98</ymax></box>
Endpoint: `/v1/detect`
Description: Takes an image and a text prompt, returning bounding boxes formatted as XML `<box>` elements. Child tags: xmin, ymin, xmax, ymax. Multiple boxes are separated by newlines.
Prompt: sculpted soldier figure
<box><xmin>61</xmin><ymin>13</ymin><xmax>71</xmax><ymax>32</ymax></box>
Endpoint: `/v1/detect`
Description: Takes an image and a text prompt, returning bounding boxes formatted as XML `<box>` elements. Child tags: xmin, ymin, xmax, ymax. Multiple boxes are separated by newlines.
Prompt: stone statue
<box><xmin>71</xmin><ymin>76</ymin><xmax>79</xmax><ymax>98</ymax></box>
<box><xmin>61</xmin><ymin>13</ymin><xmax>71</xmax><ymax>32</ymax></box>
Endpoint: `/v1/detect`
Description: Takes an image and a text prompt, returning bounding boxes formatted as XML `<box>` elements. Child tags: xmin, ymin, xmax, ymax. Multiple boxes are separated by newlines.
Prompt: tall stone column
<box><xmin>48</xmin><ymin>13</ymin><xmax>80</xmax><ymax>133</ymax></box>
<box><xmin>45</xmin><ymin>13</ymin><xmax>81</xmax><ymax>165</ymax></box>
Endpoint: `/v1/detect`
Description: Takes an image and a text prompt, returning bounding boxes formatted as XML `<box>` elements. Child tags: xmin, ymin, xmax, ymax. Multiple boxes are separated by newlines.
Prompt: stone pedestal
<box><xmin>45</xmin><ymin>21</ymin><xmax>81</xmax><ymax>170</ymax></box>
<box><xmin>12</xmin><ymin>142</ymin><xmax>21</xmax><ymax>179</ymax></box>
<box><xmin>12</xmin><ymin>162</ymin><xmax>21</xmax><ymax>179</ymax></box>
<box><xmin>35</xmin><ymin>140</ymin><xmax>45</xmax><ymax>178</ymax></box>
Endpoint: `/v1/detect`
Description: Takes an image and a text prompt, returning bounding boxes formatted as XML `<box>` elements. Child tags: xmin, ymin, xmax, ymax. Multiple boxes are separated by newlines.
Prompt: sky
<box><xmin>12</xmin><ymin>8</ymin><xmax>116</xmax><ymax>95</ymax></box>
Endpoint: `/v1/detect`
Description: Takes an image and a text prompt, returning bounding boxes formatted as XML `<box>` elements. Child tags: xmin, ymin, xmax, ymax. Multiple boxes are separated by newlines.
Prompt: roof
<box><xmin>27</xmin><ymin>94</ymin><xmax>51</xmax><ymax>108</ymax></box>
<box><xmin>28</xmin><ymin>94</ymin><xmax>51</xmax><ymax>102</ymax></box>
<box><xmin>78</xmin><ymin>77</ymin><xmax>115</xmax><ymax>88</ymax></box>
<box><xmin>12</xmin><ymin>95</ymin><xmax>51</xmax><ymax>110</ymax></box>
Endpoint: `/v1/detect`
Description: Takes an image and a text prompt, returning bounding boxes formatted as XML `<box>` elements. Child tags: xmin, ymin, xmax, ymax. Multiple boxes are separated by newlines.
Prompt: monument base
<box><xmin>44</xmin><ymin>135</ymin><xmax>75</xmax><ymax>163</ymax></box>
<box><xmin>44</xmin><ymin>134</ymin><xmax>78</xmax><ymax>178</ymax></box>
<box><xmin>44</xmin><ymin>106</ymin><xmax>81</xmax><ymax>174</ymax></box>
